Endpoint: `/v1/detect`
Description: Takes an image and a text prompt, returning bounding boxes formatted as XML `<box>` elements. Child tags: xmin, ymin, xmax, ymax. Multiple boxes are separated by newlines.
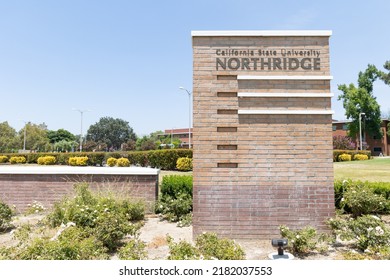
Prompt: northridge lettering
<box><xmin>215</xmin><ymin>48</ymin><xmax>322</xmax><ymax>71</ymax></box>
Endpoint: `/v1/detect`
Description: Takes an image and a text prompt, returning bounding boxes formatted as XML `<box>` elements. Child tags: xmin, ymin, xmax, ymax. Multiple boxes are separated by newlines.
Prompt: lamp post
<box><xmin>359</xmin><ymin>112</ymin><xmax>365</xmax><ymax>150</ymax></box>
<box><xmin>72</xmin><ymin>109</ymin><xmax>90</xmax><ymax>152</ymax></box>
<box><xmin>179</xmin><ymin>87</ymin><xmax>192</xmax><ymax>149</ymax></box>
<box><xmin>21</xmin><ymin>120</ymin><xmax>28</xmax><ymax>151</ymax></box>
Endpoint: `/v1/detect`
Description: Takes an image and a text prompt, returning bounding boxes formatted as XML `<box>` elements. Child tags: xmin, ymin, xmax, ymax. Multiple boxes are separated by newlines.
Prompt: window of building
<box><xmin>342</xmin><ymin>124</ymin><xmax>348</xmax><ymax>130</ymax></box>
<box><xmin>332</xmin><ymin>125</ymin><xmax>336</xmax><ymax>131</ymax></box>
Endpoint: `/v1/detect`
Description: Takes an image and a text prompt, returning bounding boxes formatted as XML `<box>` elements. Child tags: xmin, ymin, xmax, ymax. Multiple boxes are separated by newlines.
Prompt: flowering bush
<box><xmin>116</xmin><ymin>157</ymin><xmax>130</xmax><ymax>167</ymax></box>
<box><xmin>333</xmin><ymin>135</ymin><xmax>355</xmax><ymax>150</ymax></box>
<box><xmin>338</xmin><ymin>153</ymin><xmax>352</xmax><ymax>162</ymax></box>
<box><xmin>68</xmin><ymin>156</ymin><xmax>88</xmax><ymax>166</ymax></box>
<box><xmin>353</xmin><ymin>154</ymin><xmax>369</xmax><ymax>161</ymax></box>
<box><xmin>328</xmin><ymin>215</ymin><xmax>390</xmax><ymax>252</ymax></box>
<box><xmin>37</xmin><ymin>156</ymin><xmax>56</xmax><ymax>165</ymax></box>
<box><xmin>106</xmin><ymin>157</ymin><xmax>117</xmax><ymax>167</ymax></box>
<box><xmin>118</xmin><ymin>239</ymin><xmax>147</xmax><ymax>260</ymax></box>
<box><xmin>279</xmin><ymin>225</ymin><xmax>329</xmax><ymax>255</ymax></box>
<box><xmin>0</xmin><ymin>200</ymin><xmax>13</xmax><ymax>231</ymax></box>
<box><xmin>340</xmin><ymin>184</ymin><xmax>389</xmax><ymax>217</ymax></box>
<box><xmin>167</xmin><ymin>232</ymin><xmax>245</xmax><ymax>260</ymax></box>
<box><xmin>176</xmin><ymin>157</ymin><xmax>193</xmax><ymax>171</ymax></box>
<box><xmin>0</xmin><ymin>156</ymin><xmax>8</xmax><ymax>163</ymax></box>
<box><xmin>25</xmin><ymin>201</ymin><xmax>46</xmax><ymax>215</ymax></box>
<box><xmin>9</xmin><ymin>156</ymin><xmax>26</xmax><ymax>164</ymax></box>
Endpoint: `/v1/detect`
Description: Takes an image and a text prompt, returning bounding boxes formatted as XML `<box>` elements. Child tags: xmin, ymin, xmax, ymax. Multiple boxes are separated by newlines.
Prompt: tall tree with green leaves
<box><xmin>18</xmin><ymin>122</ymin><xmax>51</xmax><ymax>152</ymax></box>
<box><xmin>0</xmin><ymin>121</ymin><xmax>19</xmax><ymax>152</ymax></box>
<box><xmin>47</xmin><ymin>129</ymin><xmax>76</xmax><ymax>144</ymax></box>
<box><xmin>338</xmin><ymin>64</ymin><xmax>383</xmax><ymax>139</ymax></box>
<box><xmin>86</xmin><ymin>117</ymin><xmax>137</xmax><ymax>150</ymax></box>
<box><xmin>378</xmin><ymin>60</ymin><xmax>390</xmax><ymax>86</ymax></box>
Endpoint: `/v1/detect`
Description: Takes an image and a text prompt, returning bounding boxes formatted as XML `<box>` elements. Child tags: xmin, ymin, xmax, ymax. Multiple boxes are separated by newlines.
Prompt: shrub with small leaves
<box><xmin>118</xmin><ymin>238</ymin><xmax>148</xmax><ymax>260</ymax></box>
<box><xmin>279</xmin><ymin>225</ymin><xmax>328</xmax><ymax>255</ymax></box>
<box><xmin>25</xmin><ymin>201</ymin><xmax>46</xmax><ymax>215</ymax></box>
<box><xmin>107</xmin><ymin>157</ymin><xmax>117</xmax><ymax>167</ymax></box>
<box><xmin>176</xmin><ymin>157</ymin><xmax>193</xmax><ymax>171</ymax></box>
<box><xmin>0</xmin><ymin>155</ymin><xmax>8</xmax><ymax>163</ymax></box>
<box><xmin>341</xmin><ymin>184</ymin><xmax>388</xmax><ymax>217</ymax></box>
<box><xmin>68</xmin><ymin>156</ymin><xmax>88</xmax><ymax>166</ymax></box>
<box><xmin>353</xmin><ymin>154</ymin><xmax>369</xmax><ymax>161</ymax></box>
<box><xmin>0</xmin><ymin>200</ymin><xmax>13</xmax><ymax>231</ymax></box>
<box><xmin>167</xmin><ymin>236</ymin><xmax>200</xmax><ymax>260</ymax></box>
<box><xmin>37</xmin><ymin>156</ymin><xmax>56</xmax><ymax>165</ymax></box>
<box><xmin>9</xmin><ymin>156</ymin><xmax>26</xmax><ymax>164</ymax></box>
<box><xmin>116</xmin><ymin>157</ymin><xmax>130</xmax><ymax>167</ymax></box>
<box><xmin>338</xmin><ymin>153</ymin><xmax>352</xmax><ymax>162</ymax></box>
<box><xmin>328</xmin><ymin>215</ymin><xmax>390</xmax><ymax>252</ymax></box>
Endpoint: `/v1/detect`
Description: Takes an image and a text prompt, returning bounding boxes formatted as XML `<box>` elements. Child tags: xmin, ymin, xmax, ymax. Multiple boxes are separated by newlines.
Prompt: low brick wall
<box><xmin>0</xmin><ymin>166</ymin><xmax>159</xmax><ymax>213</ymax></box>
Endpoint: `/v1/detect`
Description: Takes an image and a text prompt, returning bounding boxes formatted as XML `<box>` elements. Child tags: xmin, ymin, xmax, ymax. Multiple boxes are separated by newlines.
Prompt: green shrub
<box><xmin>340</xmin><ymin>184</ymin><xmax>388</xmax><ymax>217</ymax></box>
<box><xmin>0</xmin><ymin>200</ymin><xmax>13</xmax><ymax>231</ymax></box>
<box><xmin>9</xmin><ymin>156</ymin><xmax>26</xmax><ymax>164</ymax></box>
<box><xmin>25</xmin><ymin>201</ymin><xmax>46</xmax><ymax>215</ymax></box>
<box><xmin>167</xmin><ymin>237</ymin><xmax>200</xmax><ymax>260</ymax></box>
<box><xmin>46</xmin><ymin>183</ymin><xmax>143</xmax><ymax>251</ymax></box>
<box><xmin>68</xmin><ymin>156</ymin><xmax>88</xmax><ymax>166</ymax></box>
<box><xmin>156</xmin><ymin>175</ymin><xmax>193</xmax><ymax>223</ymax></box>
<box><xmin>107</xmin><ymin>157</ymin><xmax>117</xmax><ymax>167</ymax></box>
<box><xmin>167</xmin><ymin>232</ymin><xmax>245</xmax><ymax>260</ymax></box>
<box><xmin>0</xmin><ymin>155</ymin><xmax>8</xmax><ymax>163</ymax></box>
<box><xmin>195</xmin><ymin>232</ymin><xmax>246</xmax><ymax>260</ymax></box>
<box><xmin>37</xmin><ymin>156</ymin><xmax>56</xmax><ymax>165</ymax></box>
<box><xmin>353</xmin><ymin>154</ymin><xmax>369</xmax><ymax>161</ymax></box>
<box><xmin>328</xmin><ymin>215</ymin><xmax>390</xmax><ymax>252</ymax></box>
<box><xmin>118</xmin><ymin>239</ymin><xmax>148</xmax><ymax>260</ymax></box>
<box><xmin>117</xmin><ymin>157</ymin><xmax>130</xmax><ymax>167</ymax></box>
<box><xmin>338</xmin><ymin>153</ymin><xmax>352</xmax><ymax>162</ymax></box>
<box><xmin>176</xmin><ymin>157</ymin><xmax>193</xmax><ymax>171</ymax></box>
<box><xmin>160</xmin><ymin>175</ymin><xmax>193</xmax><ymax>198</ymax></box>
<box><xmin>279</xmin><ymin>225</ymin><xmax>328</xmax><ymax>255</ymax></box>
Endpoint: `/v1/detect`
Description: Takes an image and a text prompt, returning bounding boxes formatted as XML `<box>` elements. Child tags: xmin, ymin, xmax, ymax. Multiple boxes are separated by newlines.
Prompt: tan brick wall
<box><xmin>0</xmin><ymin>173</ymin><xmax>158</xmax><ymax>213</ymax></box>
<box><xmin>192</xmin><ymin>33</ymin><xmax>334</xmax><ymax>239</ymax></box>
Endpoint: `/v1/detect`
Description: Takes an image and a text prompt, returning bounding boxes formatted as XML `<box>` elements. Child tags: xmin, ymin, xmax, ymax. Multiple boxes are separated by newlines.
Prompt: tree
<box><xmin>47</xmin><ymin>129</ymin><xmax>76</xmax><ymax>144</ymax></box>
<box><xmin>378</xmin><ymin>60</ymin><xmax>390</xmax><ymax>85</ymax></box>
<box><xmin>338</xmin><ymin>64</ymin><xmax>383</xmax><ymax>139</ymax></box>
<box><xmin>0</xmin><ymin>122</ymin><xmax>19</xmax><ymax>152</ymax></box>
<box><xmin>86</xmin><ymin>117</ymin><xmax>137</xmax><ymax>150</ymax></box>
<box><xmin>18</xmin><ymin>122</ymin><xmax>50</xmax><ymax>152</ymax></box>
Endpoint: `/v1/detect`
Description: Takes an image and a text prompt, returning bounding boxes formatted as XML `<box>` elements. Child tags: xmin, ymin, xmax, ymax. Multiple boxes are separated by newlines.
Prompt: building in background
<box><xmin>332</xmin><ymin>119</ymin><xmax>390</xmax><ymax>156</ymax></box>
<box><xmin>159</xmin><ymin>128</ymin><xmax>193</xmax><ymax>148</ymax></box>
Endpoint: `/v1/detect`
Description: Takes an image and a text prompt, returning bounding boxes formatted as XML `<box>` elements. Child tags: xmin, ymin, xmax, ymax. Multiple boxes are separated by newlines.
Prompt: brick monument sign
<box><xmin>191</xmin><ymin>30</ymin><xmax>334</xmax><ymax>239</ymax></box>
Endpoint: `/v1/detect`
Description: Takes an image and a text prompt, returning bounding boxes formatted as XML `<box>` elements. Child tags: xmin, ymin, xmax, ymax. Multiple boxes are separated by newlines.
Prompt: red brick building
<box><xmin>332</xmin><ymin>119</ymin><xmax>390</xmax><ymax>156</ymax></box>
<box><xmin>160</xmin><ymin>128</ymin><xmax>193</xmax><ymax>148</ymax></box>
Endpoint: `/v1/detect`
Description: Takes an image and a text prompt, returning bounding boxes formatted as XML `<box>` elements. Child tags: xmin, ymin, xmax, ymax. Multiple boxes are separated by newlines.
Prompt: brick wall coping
<box><xmin>238</xmin><ymin>92</ymin><xmax>334</xmax><ymax>98</ymax></box>
<box><xmin>0</xmin><ymin>165</ymin><xmax>160</xmax><ymax>175</ymax></box>
<box><xmin>238</xmin><ymin>109</ymin><xmax>335</xmax><ymax>115</ymax></box>
<box><xmin>237</xmin><ymin>75</ymin><xmax>333</xmax><ymax>80</ymax></box>
<box><xmin>191</xmin><ymin>30</ymin><xmax>332</xmax><ymax>37</ymax></box>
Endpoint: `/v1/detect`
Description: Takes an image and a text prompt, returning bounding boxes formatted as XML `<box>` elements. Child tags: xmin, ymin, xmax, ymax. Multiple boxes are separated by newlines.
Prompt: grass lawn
<box><xmin>334</xmin><ymin>157</ymin><xmax>390</xmax><ymax>182</ymax></box>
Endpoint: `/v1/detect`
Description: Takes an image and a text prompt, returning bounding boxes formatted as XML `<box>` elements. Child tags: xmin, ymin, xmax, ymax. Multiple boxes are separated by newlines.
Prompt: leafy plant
<box><xmin>118</xmin><ymin>238</ymin><xmax>148</xmax><ymax>260</ymax></box>
<box><xmin>340</xmin><ymin>184</ymin><xmax>388</xmax><ymax>217</ymax></box>
<box><xmin>0</xmin><ymin>155</ymin><xmax>8</xmax><ymax>163</ymax></box>
<box><xmin>68</xmin><ymin>156</ymin><xmax>88</xmax><ymax>166</ymax></box>
<box><xmin>37</xmin><ymin>156</ymin><xmax>56</xmax><ymax>165</ymax></box>
<box><xmin>107</xmin><ymin>157</ymin><xmax>117</xmax><ymax>167</ymax></box>
<box><xmin>338</xmin><ymin>153</ymin><xmax>352</xmax><ymax>162</ymax></box>
<box><xmin>176</xmin><ymin>157</ymin><xmax>193</xmax><ymax>171</ymax></box>
<box><xmin>9</xmin><ymin>156</ymin><xmax>26</xmax><ymax>164</ymax></box>
<box><xmin>279</xmin><ymin>225</ymin><xmax>328</xmax><ymax>255</ymax></box>
<box><xmin>328</xmin><ymin>215</ymin><xmax>390</xmax><ymax>252</ymax></box>
<box><xmin>353</xmin><ymin>154</ymin><xmax>369</xmax><ymax>161</ymax></box>
<box><xmin>0</xmin><ymin>200</ymin><xmax>13</xmax><ymax>231</ymax></box>
<box><xmin>116</xmin><ymin>157</ymin><xmax>130</xmax><ymax>167</ymax></box>
<box><xmin>25</xmin><ymin>201</ymin><xmax>46</xmax><ymax>215</ymax></box>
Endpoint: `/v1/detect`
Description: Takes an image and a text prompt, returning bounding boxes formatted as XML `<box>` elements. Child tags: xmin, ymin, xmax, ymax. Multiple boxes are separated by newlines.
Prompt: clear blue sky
<box><xmin>1</xmin><ymin>0</ymin><xmax>389</xmax><ymax>136</ymax></box>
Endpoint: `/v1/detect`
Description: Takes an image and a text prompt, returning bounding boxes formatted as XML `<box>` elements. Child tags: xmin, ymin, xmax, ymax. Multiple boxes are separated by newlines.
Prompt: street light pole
<box><xmin>179</xmin><ymin>87</ymin><xmax>192</xmax><ymax>149</ymax></box>
<box><xmin>72</xmin><ymin>109</ymin><xmax>90</xmax><ymax>152</ymax></box>
<box><xmin>359</xmin><ymin>112</ymin><xmax>365</xmax><ymax>150</ymax></box>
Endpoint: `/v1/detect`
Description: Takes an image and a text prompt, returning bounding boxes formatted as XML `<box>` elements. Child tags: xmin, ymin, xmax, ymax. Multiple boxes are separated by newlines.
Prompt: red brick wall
<box><xmin>192</xmin><ymin>32</ymin><xmax>335</xmax><ymax>239</ymax></box>
<box><xmin>0</xmin><ymin>173</ymin><xmax>158</xmax><ymax>213</ymax></box>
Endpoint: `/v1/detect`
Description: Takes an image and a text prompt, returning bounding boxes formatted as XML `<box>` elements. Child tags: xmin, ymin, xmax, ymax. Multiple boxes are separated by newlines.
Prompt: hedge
<box><xmin>333</xmin><ymin>150</ymin><xmax>371</xmax><ymax>162</ymax></box>
<box><xmin>0</xmin><ymin>149</ymin><xmax>192</xmax><ymax>170</ymax></box>
<box><xmin>334</xmin><ymin>179</ymin><xmax>390</xmax><ymax>209</ymax></box>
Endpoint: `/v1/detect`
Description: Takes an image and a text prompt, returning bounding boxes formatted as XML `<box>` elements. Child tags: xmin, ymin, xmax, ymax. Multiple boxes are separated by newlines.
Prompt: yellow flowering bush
<box><xmin>37</xmin><ymin>156</ymin><xmax>56</xmax><ymax>165</ymax></box>
<box><xmin>176</xmin><ymin>157</ymin><xmax>193</xmax><ymax>171</ymax></box>
<box><xmin>338</xmin><ymin>153</ymin><xmax>352</xmax><ymax>162</ymax></box>
<box><xmin>68</xmin><ymin>156</ymin><xmax>88</xmax><ymax>166</ymax></box>
<box><xmin>9</xmin><ymin>156</ymin><xmax>26</xmax><ymax>164</ymax></box>
<box><xmin>353</xmin><ymin>154</ymin><xmax>369</xmax><ymax>161</ymax></box>
<box><xmin>106</xmin><ymin>157</ymin><xmax>117</xmax><ymax>167</ymax></box>
<box><xmin>116</xmin><ymin>157</ymin><xmax>130</xmax><ymax>167</ymax></box>
<box><xmin>0</xmin><ymin>156</ymin><xmax>8</xmax><ymax>163</ymax></box>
